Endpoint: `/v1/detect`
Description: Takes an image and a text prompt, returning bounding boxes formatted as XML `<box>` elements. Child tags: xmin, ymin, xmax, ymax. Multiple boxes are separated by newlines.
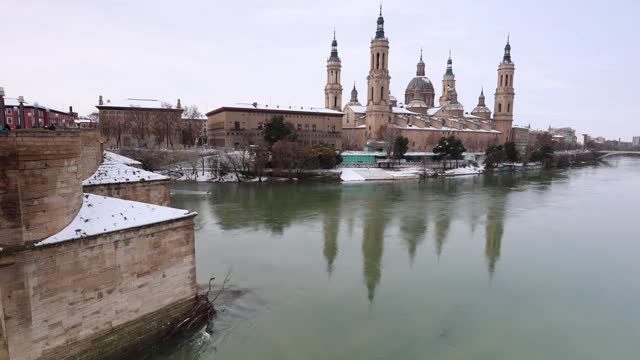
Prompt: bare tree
<box><xmin>379</xmin><ymin>124</ymin><xmax>400</xmax><ymax>159</ymax></box>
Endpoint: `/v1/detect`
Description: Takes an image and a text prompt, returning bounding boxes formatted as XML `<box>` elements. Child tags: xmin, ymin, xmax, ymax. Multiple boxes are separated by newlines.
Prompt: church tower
<box><xmin>324</xmin><ymin>30</ymin><xmax>343</xmax><ymax>111</ymax></box>
<box><xmin>365</xmin><ymin>6</ymin><xmax>392</xmax><ymax>141</ymax></box>
<box><xmin>348</xmin><ymin>83</ymin><xmax>362</xmax><ymax>106</ymax></box>
<box><xmin>439</xmin><ymin>52</ymin><xmax>456</xmax><ymax>105</ymax></box>
<box><xmin>493</xmin><ymin>36</ymin><xmax>515</xmax><ymax>143</ymax></box>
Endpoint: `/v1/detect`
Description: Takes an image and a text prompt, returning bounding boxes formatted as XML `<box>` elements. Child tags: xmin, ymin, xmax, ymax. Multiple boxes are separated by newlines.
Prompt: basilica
<box><xmin>326</xmin><ymin>8</ymin><xmax>516</xmax><ymax>152</ymax></box>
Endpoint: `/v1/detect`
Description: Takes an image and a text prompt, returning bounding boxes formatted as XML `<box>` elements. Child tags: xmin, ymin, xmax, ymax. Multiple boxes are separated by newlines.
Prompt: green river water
<box><xmin>154</xmin><ymin>158</ymin><xmax>640</xmax><ymax>359</ymax></box>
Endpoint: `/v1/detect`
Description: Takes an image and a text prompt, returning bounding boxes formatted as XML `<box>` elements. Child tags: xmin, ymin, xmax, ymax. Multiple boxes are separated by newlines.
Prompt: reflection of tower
<box><xmin>485</xmin><ymin>186</ymin><xmax>507</xmax><ymax>276</ymax></box>
<box><xmin>362</xmin><ymin>204</ymin><xmax>385</xmax><ymax>303</ymax></box>
<box><xmin>325</xmin><ymin>30</ymin><xmax>343</xmax><ymax>111</ymax></box>
<box><xmin>400</xmin><ymin>213</ymin><xmax>427</xmax><ymax>264</ymax></box>
<box><xmin>434</xmin><ymin>206</ymin><xmax>450</xmax><ymax>258</ymax></box>
<box><xmin>493</xmin><ymin>36</ymin><xmax>515</xmax><ymax>143</ymax></box>
<box><xmin>323</xmin><ymin>213</ymin><xmax>340</xmax><ymax>277</ymax></box>
<box><xmin>365</xmin><ymin>6</ymin><xmax>392</xmax><ymax>141</ymax></box>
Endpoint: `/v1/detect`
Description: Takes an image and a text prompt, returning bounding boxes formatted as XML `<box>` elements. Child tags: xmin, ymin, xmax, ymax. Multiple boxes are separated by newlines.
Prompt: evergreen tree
<box><xmin>393</xmin><ymin>136</ymin><xmax>409</xmax><ymax>159</ymax></box>
<box><xmin>263</xmin><ymin>116</ymin><xmax>293</xmax><ymax>146</ymax></box>
<box><xmin>504</xmin><ymin>142</ymin><xmax>520</xmax><ymax>163</ymax></box>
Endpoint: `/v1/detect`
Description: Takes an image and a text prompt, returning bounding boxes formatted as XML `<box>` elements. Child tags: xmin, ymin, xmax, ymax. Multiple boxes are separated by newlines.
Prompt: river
<box><xmin>154</xmin><ymin>158</ymin><xmax>640</xmax><ymax>360</ymax></box>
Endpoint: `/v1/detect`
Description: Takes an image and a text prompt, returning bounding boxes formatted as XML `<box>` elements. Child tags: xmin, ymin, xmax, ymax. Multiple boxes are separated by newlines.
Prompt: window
<box><xmin>297</xmin><ymin>124</ymin><xmax>302</xmax><ymax>130</ymax></box>
<box><xmin>382</xmin><ymin>53</ymin><xmax>385</xmax><ymax>69</ymax></box>
<box><xmin>498</xmin><ymin>103</ymin><xmax>502</xmax><ymax>112</ymax></box>
<box><xmin>6</xmin><ymin>109</ymin><xmax>11</xmax><ymax>115</ymax></box>
<box><xmin>331</xmin><ymin>125</ymin><xmax>336</xmax><ymax>132</ymax></box>
<box><xmin>500</xmin><ymin>75</ymin><xmax>503</xmax><ymax>86</ymax></box>
<box><xmin>507</xmin><ymin>103</ymin><xmax>511</xmax><ymax>112</ymax></box>
<box><xmin>305</xmin><ymin>124</ymin><xmax>309</xmax><ymax>130</ymax></box>
<box><xmin>234</xmin><ymin>121</ymin><xmax>240</xmax><ymax>130</ymax></box>
<box><xmin>376</xmin><ymin>53</ymin><xmax>380</xmax><ymax>69</ymax></box>
<box><xmin>334</xmin><ymin>96</ymin><xmax>337</xmax><ymax>107</ymax></box>
<box><xmin>381</xmin><ymin>87</ymin><xmax>384</xmax><ymax>101</ymax></box>
<box><xmin>312</xmin><ymin>124</ymin><xmax>316</xmax><ymax>131</ymax></box>
<box><xmin>505</xmin><ymin>75</ymin><xmax>509</xmax><ymax>87</ymax></box>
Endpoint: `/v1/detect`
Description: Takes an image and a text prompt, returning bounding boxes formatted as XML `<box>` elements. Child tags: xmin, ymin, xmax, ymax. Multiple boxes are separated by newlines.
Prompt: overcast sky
<box><xmin>3</xmin><ymin>0</ymin><xmax>638</xmax><ymax>140</ymax></box>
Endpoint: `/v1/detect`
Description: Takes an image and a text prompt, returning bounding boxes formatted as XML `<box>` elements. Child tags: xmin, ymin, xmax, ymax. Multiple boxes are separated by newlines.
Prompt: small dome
<box><xmin>405</xmin><ymin>76</ymin><xmax>435</xmax><ymax>94</ymax></box>
<box><xmin>408</xmin><ymin>99</ymin><xmax>428</xmax><ymax>108</ymax></box>
<box><xmin>471</xmin><ymin>106</ymin><xmax>491</xmax><ymax>114</ymax></box>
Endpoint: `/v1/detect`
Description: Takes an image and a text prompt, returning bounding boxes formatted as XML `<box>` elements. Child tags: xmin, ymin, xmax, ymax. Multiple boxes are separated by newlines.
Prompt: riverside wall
<box><xmin>0</xmin><ymin>130</ymin><xmax>102</xmax><ymax>248</ymax></box>
<box><xmin>0</xmin><ymin>217</ymin><xmax>197</xmax><ymax>360</ymax></box>
<box><xmin>84</xmin><ymin>179</ymin><xmax>171</xmax><ymax>206</ymax></box>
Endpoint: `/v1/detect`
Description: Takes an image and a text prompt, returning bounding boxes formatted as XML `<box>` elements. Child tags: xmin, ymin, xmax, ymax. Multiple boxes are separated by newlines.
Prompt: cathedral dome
<box><xmin>405</xmin><ymin>76</ymin><xmax>434</xmax><ymax>94</ymax></box>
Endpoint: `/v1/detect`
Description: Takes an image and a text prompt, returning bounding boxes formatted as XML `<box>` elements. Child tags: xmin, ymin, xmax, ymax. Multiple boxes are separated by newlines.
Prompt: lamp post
<box><xmin>0</xmin><ymin>87</ymin><xmax>6</xmax><ymax>129</ymax></box>
<box><xmin>18</xmin><ymin>96</ymin><xmax>25</xmax><ymax>129</ymax></box>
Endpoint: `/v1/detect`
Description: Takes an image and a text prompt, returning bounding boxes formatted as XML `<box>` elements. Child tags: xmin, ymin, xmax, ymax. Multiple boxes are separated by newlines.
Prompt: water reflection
<box><xmin>171</xmin><ymin>169</ymin><xmax>559</xmax><ymax>307</ymax></box>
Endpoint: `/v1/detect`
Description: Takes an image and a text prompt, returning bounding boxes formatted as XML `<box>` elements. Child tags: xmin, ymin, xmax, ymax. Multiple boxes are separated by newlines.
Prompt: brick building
<box><xmin>206</xmin><ymin>102</ymin><xmax>343</xmax><ymax>149</ymax></box>
<box><xmin>97</xmin><ymin>97</ymin><xmax>186</xmax><ymax>149</ymax></box>
<box><xmin>2</xmin><ymin>96</ymin><xmax>75</xmax><ymax>129</ymax></box>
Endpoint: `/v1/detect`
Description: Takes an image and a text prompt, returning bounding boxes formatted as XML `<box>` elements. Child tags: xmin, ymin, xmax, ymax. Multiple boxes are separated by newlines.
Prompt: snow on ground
<box><xmin>37</xmin><ymin>194</ymin><xmax>194</xmax><ymax>246</ymax></box>
<box><xmin>340</xmin><ymin>167</ymin><xmax>422</xmax><ymax>182</ymax></box>
<box><xmin>83</xmin><ymin>162</ymin><xmax>168</xmax><ymax>186</ymax></box>
<box><xmin>103</xmin><ymin>151</ymin><xmax>142</xmax><ymax>166</ymax></box>
<box><xmin>444</xmin><ymin>166</ymin><xmax>484</xmax><ymax>176</ymax></box>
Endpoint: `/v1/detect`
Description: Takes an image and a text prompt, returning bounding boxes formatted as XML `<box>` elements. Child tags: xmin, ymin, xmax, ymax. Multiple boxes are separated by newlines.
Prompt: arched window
<box><xmin>500</xmin><ymin>75</ymin><xmax>504</xmax><ymax>86</ymax></box>
<box><xmin>381</xmin><ymin>86</ymin><xmax>384</xmax><ymax>101</ymax></box>
<box><xmin>507</xmin><ymin>103</ymin><xmax>511</xmax><ymax>112</ymax></box>
<box><xmin>498</xmin><ymin>103</ymin><xmax>502</xmax><ymax>112</ymax></box>
<box><xmin>382</xmin><ymin>53</ymin><xmax>385</xmax><ymax>69</ymax></box>
<box><xmin>334</xmin><ymin>96</ymin><xmax>337</xmax><ymax>107</ymax></box>
<box><xmin>376</xmin><ymin>53</ymin><xmax>380</xmax><ymax>69</ymax></box>
<box><xmin>510</xmin><ymin>76</ymin><xmax>513</xmax><ymax>87</ymax></box>
<box><xmin>505</xmin><ymin>75</ymin><xmax>509</xmax><ymax>87</ymax></box>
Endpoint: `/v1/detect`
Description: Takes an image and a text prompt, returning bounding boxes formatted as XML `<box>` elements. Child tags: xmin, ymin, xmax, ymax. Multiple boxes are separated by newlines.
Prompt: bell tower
<box><xmin>493</xmin><ymin>36</ymin><xmax>515</xmax><ymax>143</ymax></box>
<box><xmin>439</xmin><ymin>51</ymin><xmax>456</xmax><ymax>105</ymax></box>
<box><xmin>325</xmin><ymin>30</ymin><xmax>343</xmax><ymax>111</ymax></box>
<box><xmin>365</xmin><ymin>5</ymin><xmax>392</xmax><ymax>140</ymax></box>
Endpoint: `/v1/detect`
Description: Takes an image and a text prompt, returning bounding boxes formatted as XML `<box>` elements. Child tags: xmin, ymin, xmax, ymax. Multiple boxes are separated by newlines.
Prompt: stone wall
<box><xmin>0</xmin><ymin>216</ymin><xmax>197</xmax><ymax>360</ymax></box>
<box><xmin>84</xmin><ymin>180</ymin><xmax>171</xmax><ymax>206</ymax></box>
<box><xmin>0</xmin><ymin>130</ymin><xmax>102</xmax><ymax>248</ymax></box>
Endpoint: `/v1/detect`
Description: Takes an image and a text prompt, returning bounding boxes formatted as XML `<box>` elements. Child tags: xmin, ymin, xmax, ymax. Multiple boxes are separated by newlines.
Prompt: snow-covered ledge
<box><xmin>36</xmin><ymin>194</ymin><xmax>195</xmax><ymax>247</ymax></box>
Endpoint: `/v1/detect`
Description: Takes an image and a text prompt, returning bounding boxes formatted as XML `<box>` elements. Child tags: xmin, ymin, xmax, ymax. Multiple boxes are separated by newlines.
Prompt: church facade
<box><xmin>332</xmin><ymin>8</ymin><xmax>516</xmax><ymax>152</ymax></box>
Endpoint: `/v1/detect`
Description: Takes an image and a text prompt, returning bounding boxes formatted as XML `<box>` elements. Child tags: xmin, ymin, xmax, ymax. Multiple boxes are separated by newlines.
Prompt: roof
<box><xmin>97</xmin><ymin>98</ymin><xmax>182</xmax><ymax>111</ymax></box>
<box><xmin>103</xmin><ymin>151</ymin><xmax>142</xmax><ymax>166</ymax></box>
<box><xmin>3</xmin><ymin>98</ymin><xmax>71</xmax><ymax>114</ymax></box>
<box><xmin>405</xmin><ymin>76</ymin><xmax>435</xmax><ymax>93</ymax></box>
<box><xmin>36</xmin><ymin>194</ymin><xmax>194</xmax><ymax>247</ymax></box>
<box><xmin>206</xmin><ymin>103</ymin><xmax>343</xmax><ymax>116</ymax></box>
<box><xmin>83</xmin><ymin>162</ymin><xmax>168</xmax><ymax>186</ymax></box>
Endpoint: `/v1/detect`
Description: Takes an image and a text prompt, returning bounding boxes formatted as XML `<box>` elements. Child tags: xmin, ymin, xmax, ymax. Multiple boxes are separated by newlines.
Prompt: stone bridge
<box><xmin>595</xmin><ymin>151</ymin><xmax>640</xmax><ymax>160</ymax></box>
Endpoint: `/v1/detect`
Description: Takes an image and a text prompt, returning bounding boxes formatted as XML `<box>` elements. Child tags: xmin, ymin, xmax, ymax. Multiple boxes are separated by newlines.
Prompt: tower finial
<box><xmin>380</xmin><ymin>3</ymin><xmax>382</xmax><ymax>16</ymax></box>
<box><xmin>448</xmin><ymin>49</ymin><xmax>451</xmax><ymax>60</ymax></box>
<box><xmin>333</xmin><ymin>28</ymin><xmax>336</xmax><ymax>40</ymax></box>
<box><xmin>481</xmin><ymin>86</ymin><xmax>484</xmax><ymax>96</ymax></box>
<box><xmin>420</xmin><ymin>48</ymin><xmax>423</xmax><ymax>62</ymax></box>
<box><xmin>507</xmin><ymin>33</ymin><xmax>510</xmax><ymax>45</ymax></box>
<box><xmin>375</xmin><ymin>4</ymin><xmax>385</xmax><ymax>39</ymax></box>
<box><xmin>503</xmin><ymin>34</ymin><xmax>512</xmax><ymax>63</ymax></box>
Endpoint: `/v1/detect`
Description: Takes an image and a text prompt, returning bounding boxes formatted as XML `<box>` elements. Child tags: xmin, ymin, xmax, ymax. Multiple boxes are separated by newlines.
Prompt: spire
<box><xmin>350</xmin><ymin>82</ymin><xmax>359</xmax><ymax>104</ymax></box>
<box><xmin>478</xmin><ymin>88</ymin><xmax>486</xmax><ymax>107</ymax></box>
<box><xmin>416</xmin><ymin>49</ymin><xmax>426</xmax><ymax>76</ymax></box>
<box><xmin>375</xmin><ymin>5</ymin><xmax>385</xmax><ymax>39</ymax></box>
<box><xmin>445</xmin><ymin>51</ymin><xmax>454</xmax><ymax>76</ymax></box>
<box><xmin>329</xmin><ymin>29</ymin><xmax>339</xmax><ymax>60</ymax></box>
<box><xmin>503</xmin><ymin>34</ymin><xmax>512</xmax><ymax>63</ymax></box>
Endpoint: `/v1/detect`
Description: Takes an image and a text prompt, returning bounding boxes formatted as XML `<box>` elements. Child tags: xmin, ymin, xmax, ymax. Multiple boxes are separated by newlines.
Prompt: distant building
<box><xmin>633</xmin><ymin>136</ymin><xmax>640</xmax><ymax>146</ymax></box>
<box><xmin>206</xmin><ymin>103</ymin><xmax>343</xmax><ymax>149</ymax></box>
<box><xmin>74</xmin><ymin>116</ymin><xmax>99</xmax><ymax>129</ymax></box>
<box><xmin>96</xmin><ymin>96</ymin><xmax>185</xmax><ymax>149</ymax></box>
<box><xmin>548</xmin><ymin>126</ymin><xmax>577</xmax><ymax>146</ymax></box>
<box><xmin>2</xmin><ymin>97</ymin><xmax>75</xmax><ymax>129</ymax></box>
<box><xmin>338</xmin><ymin>8</ymin><xmax>513</xmax><ymax>152</ymax></box>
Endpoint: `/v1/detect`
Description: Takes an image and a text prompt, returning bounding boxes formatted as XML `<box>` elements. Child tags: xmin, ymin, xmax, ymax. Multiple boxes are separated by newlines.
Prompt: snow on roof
<box><xmin>3</xmin><ymin>98</ymin><xmax>69</xmax><ymax>114</ymax></box>
<box><xmin>392</xmin><ymin>107</ymin><xmax>418</xmax><ymax>115</ymax></box>
<box><xmin>83</xmin><ymin>162</ymin><xmax>168</xmax><ymax>186</ymax></box>
<box><xmin>98</xmin><ymin>98</ymin><xmax>179</xmax><ymax>110</ymax></box>
<box><xmin>216</xmin><ymin>103</ymin><xmax>343</xmax><ymax>115</ymax></box>
<box><xmin>426</xmin><ymin>106</ymin><xmax>443</xmax><ymax>116</ymax></box>
<box><xmin>396</xmin><ymin>125</ymin><xmax>501</xmax><ymax>134</ymax></box>
<box><xmin>348</xmin><ymin>105</ymin><xmax>367</xmax><ymax>113</ymax></box>
<box><xmin>103</xmin><ymin>151</ymin><xmax>142</xmax><ymax>166</ymax></box>
<box><xmin>36</xmin><ymin>194</ymin><xmax>194</xmax><ymax>246</ymax></box>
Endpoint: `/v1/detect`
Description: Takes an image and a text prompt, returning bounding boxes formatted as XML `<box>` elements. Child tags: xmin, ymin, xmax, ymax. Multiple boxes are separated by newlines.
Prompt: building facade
<box><xmin>97</xmin><ymin>97</ymin><xmax>186</xmax><ymax>149</ymax></box>
<box><xmin>2</xmin><ymin>97</ymin><xmax>75</xmax><ymax>129</ymax></box>
<box><xmin>631</xmin><ymin>136</ymin><xmax>639</xmax><ymax>146</ymax></box>
<box><xmin>340</xmin><ymin>8</ymin><xmax>515</xmax><ymax>152</ymax></box>
<box><xmin>206</xmin><ymin>103</ymin><xmax>343</xmax><ymax>149</ymax></box>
